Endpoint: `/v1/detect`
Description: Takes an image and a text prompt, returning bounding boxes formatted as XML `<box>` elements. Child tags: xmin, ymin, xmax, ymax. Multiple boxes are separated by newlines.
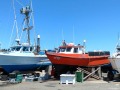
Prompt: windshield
<box><xmin>74</xmin><ymin>48</ymin><xmax>78</xmax><ymax>53</ymax></box>
<box><xmin>22</xmin><ymin>46</ymin><xmax>33</xmax><ymax>52</ymax></box>
<box><xmin>23</xmin><ymin>47</ymin><xmax>29</xmax><ymax>51</ymax></box>
<box><xmin>10</xmin><ymin>46</ymin><xmax>21</xmax><ymax>51</ymax></box>
<box><xmin>59</xmin><ymin>48</ymin><xmax>66</xmax><ymax>52</ymax></box>
<box><xmin>117</xmin><ymin>48</ymin><xmax>120</xmax><ymax>52</ymax></box>
<box><xmin>66</xmin><ymin>47</ymin><xmax>72</xmax><ymax>52</ymax></box>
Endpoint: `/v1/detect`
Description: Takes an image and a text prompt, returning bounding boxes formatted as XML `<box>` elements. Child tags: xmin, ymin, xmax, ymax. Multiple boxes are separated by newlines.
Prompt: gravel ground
<box><xmin>0</xmin><ymin>79</ymin><xmax>120</xmax><ymax>90</ymax></box>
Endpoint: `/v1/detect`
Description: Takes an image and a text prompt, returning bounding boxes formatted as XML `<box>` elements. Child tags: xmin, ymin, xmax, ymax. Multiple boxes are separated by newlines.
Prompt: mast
<box><xmin>20</xmin><ymin>6</ymin><xmax>32</xmax><ymax>45</ymax></box>
<box><xmin>73</xmin><ymin>25</ymin><xmax>75</xmax><ymax>43</ymax></box>
<box><xmin>117</xmin><ymin>33</ymin><xmax>120</xmax><ymax>46</ymax></box>
<box><xmin>83</xmin><ymin>40</ymin><xmax>86</xmax><ymax>54</ymax></box>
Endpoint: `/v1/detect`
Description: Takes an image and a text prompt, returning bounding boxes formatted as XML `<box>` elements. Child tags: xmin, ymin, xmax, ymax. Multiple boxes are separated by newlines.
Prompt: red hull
<box><xmin>46</xmin><ymin>52</ymin><xmax>110</xmax><ymax>67</ymax></box>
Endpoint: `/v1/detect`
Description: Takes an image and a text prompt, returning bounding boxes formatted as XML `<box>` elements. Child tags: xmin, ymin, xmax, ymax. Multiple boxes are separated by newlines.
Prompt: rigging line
<box><xmin>7</xmin><ymin>1</ymin><xmax>13</xmax><ymax>47</ymax></box>
<box><xmin>15</xmin><ymin>0</ymin><xmax>24</xmax><ymax>7</ymax></box>
<box><xmin>112</xmin><ymin>33</ymin><xmax>120</xmax><ymax>54</ymax></box>
<box><xmin>32</xmin><ymin>12</ymin><xmax>37</xmax><ymax>45</ymax></box>
<box><xmin>116</xmin><ymin>33</ymin><xmax>120</xmax><ymax>47</ymax></box>
<box><xmin>62</xmin><ymin>28</ymin><xmax>64</xmax><ymax>40</ymax></box>
<box><xmin>118</xmin><ymin>32</ymin><xmax>120</xmax><ymax>42</ymax></box>
<box><xmin>15</xmin><ymin>20</ymin><xmax>19</xmax><ymax>39</ymax></box>
<box><xmin>19</xmin><ymin>20</ymin><xmax>25</xmax><ymax>41</ymax></box>
<box><xmin>9</xmin><ymin>20</ymin><xmax>15</xmax><ymax>47</ymax></box>
<box><xmin>73</xmin><ymin>25</ymin><xmax>75</xmax><ymax>43</ymax></box>
<box><xmin>9</xmin><ymin>0</ymin><xmax>18</xmax><ymax>47</ymax></box>
<box><xmin>12</xmin><ymin>0</ymin><xmax>19</xmax><ymax>39</ymax></box>
<box><xmin>30</xmin><ymin>0</ymin><xmax>37</xmax><ymax>45</ymax></box>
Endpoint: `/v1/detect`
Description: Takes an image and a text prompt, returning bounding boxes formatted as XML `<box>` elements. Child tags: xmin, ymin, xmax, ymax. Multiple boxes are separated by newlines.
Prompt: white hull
<box><xmin>109</xmin><ymin>57</ymin><xmax>120</xmax><ymax>73</ymax></box>
<box><xmin>0</xmin><ymin>52</ymin><xmax>50</xmax><ymax>73</ymax></box>
<box><xmin>0</xmin><ymin>52</ymin><xmax>47</xmax><ymax>65</ymax></box>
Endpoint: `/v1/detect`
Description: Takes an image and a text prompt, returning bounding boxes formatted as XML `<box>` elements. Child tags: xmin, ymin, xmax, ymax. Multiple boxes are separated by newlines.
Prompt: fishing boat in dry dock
<box><xmin>109</xmin><ymin>46</ymin><xmax>120</xmax><ymax>73</ymax></box>
<box><xmin>106</xmin><ymin>37</ymin><xmax>120</xmax><ymax>80</ymax></box>
<box><xmin>0</xmin><ymin>1</ymin><xmax>50</xmax><ymax>73</ymax></box>
<box><xmin>45</xmin><ymin>40</ymin><xmax>110</xmax><ymax>77</ymax></box>
<box><xmin>109</xmin><ymin>38</ymin><xmax>120</xmax><ymax>74</ymax></box>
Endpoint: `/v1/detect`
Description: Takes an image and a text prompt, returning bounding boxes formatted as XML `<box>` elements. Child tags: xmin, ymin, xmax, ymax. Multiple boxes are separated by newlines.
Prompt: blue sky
<box><xmin>0</xmin><ymin>0</ymin><xmax>120</xmax><ymax>54</ymax></box>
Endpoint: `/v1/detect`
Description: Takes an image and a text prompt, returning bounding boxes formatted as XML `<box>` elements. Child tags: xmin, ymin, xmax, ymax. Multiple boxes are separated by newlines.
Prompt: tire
<box><xmin>54</xmin><ymin>72</ymin><xmax>60</xmax><ymax>79</ymax></box>
<box><xmin>107</xmin><ymin>71</ymin><xmax>114</xmax><ymax>81</ymax></box>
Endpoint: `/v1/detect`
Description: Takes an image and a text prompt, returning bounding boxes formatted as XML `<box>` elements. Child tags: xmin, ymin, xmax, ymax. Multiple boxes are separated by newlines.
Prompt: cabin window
<box><xmin>117</xmin><ymin>48</ymin><xmax>120</xmax><ymax>52</ymax></box>
<box><xmin>30</xmin><ymin>47</ymin><xmax>33</xmax><ymax>51</ymax></box>
<box><xmin>11</xmin><ymin>47</ymin><xmax>16</xmax><ymax>51</ymax></box>
<box><xmin>74</xmin><ymin>48</ymin><xmax>78</xmax><ymax>53</ymax></box>
<box><xmin>117</xmin><ymin>46</ymin><xmax>120</xmax><ymax>52</ymax></box>
<box><xmin>15</xmin><ymin>47</ymin><xmax>21</xmax><ymax>51</ymax></box>
<box><xmin>66</xmin><ymin>47</ymin><xmax>72</xmax><ymax>52</ymax></box>
<box><xmin>60</xmin><ymin>48</ymin><xmax>66</xmax><ymax>52</ymax></box>
<box><xmin>23</xmin><ymin>47</ymin><xmax>29</xmax><ymax>51</ymax></box>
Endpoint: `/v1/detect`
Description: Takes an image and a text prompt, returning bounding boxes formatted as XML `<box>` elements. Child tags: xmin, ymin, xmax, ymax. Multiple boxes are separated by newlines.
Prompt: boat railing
<box><xmin>88</xmin><ymin>51</ymin><xmax>110</xmax><ymax>56</ymax></box>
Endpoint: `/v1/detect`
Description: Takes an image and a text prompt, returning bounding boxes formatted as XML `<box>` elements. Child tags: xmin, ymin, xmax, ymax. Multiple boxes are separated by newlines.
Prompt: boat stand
<box><xmin>77</xmin><ymin>66</ymin><xmax>102</xmax><ymax>81</ymax></box>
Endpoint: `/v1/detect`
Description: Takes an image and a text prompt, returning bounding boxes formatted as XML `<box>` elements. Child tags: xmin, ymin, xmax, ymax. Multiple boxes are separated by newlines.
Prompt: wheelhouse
<box><xmin>9</xmin><ymin>45</ymin><xmax>34</xmax><ymax>52</ymax></box>
<box><xmin>58</xmin><ymin>44</ymin><xmax>85</xmax><ymax>54</ymax></box>
<box><xmin>116</xmin><ymin>45</ymin><xmax>120</xmax><ymax>52</ymax></box>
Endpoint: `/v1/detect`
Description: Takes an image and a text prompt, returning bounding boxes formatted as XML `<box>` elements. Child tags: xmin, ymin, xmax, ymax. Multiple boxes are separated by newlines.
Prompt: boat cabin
<box><xmin>116</xmin><ymin>45</ymin><xmax>120</xmax><ymax>52</ymax></box>
<box><xmin>58</xmin><ymin>43</ymin><xmax>85</xmax><ymax>54</ymax></box>
<box><xmin>9</xmin><ymin>45</ymin><xmax>34</xmax><ymax>52</ymax></box>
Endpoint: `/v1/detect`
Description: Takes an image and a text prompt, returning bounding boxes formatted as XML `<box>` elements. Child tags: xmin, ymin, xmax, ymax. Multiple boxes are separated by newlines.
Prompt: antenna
<box><xmin>83</xmin><ymin>40</ymin><xmax>86</xmax><ymax>47</ymax></box>
<box><xmin>118</xmin><ymin>32</ymin><xmax>120</xmax><ymax>41</ymax></box>
<box><xmin>117</xmin><ymin>32</ymin><xmax>120</xmax><ymax>46</ymax></box>
<box><xmin>0</xmin><ymin>42</ymin><xmax>1</xmax><ymax>50</ymax></box>
<box><xmin>73</xmin><ymin>25</ymin><xmax>75</xmax><ymax>43</ymax></box>
<box><xmin>62</xmin><ymin>28</ymin><xmax>64</xmax><ymax>40</ymax></box>
<box><xmin>83</xmin><ymin>40</ymin><xmax>86</xmax><ymax>54</ymax></box>
<box><xmin>113</xmin><ymin>33</ymin><xmax>120</xmax><ymax>53</ymax></box>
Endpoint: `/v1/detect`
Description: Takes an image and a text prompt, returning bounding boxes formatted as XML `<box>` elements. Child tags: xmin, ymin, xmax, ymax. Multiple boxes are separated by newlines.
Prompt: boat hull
<box><xmin>109</xmin><ymin>57</ymin><xmax>120</xmax><ymax>73</ymax></box>
<box><xmin>0</xmin><ymin>53</ymin><xmax>49</xmax><ymax>73</ymax></box>
<box><xmin>1</xmin><ymin>64</ymin><xmax>39</xmax><ymax>73</ymax></box>
<box><xmin>46</xmin><ymin>52</ymin><xmax>110</xmax><ymax>67</ymax></box>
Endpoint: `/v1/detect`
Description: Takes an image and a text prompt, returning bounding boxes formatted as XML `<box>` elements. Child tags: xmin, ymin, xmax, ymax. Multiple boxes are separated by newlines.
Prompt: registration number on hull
<box><xmin>54</xmin><ymin>56</ymin><xmax>60</xmax><ymax>60</ymax></box>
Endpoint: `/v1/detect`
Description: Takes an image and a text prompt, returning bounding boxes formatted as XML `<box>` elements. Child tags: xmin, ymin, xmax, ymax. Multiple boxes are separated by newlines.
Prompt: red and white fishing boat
<box><xmin>45</xmin><ymin>40</ymin><xmax>110</xmax><ymax>77</ymax></box>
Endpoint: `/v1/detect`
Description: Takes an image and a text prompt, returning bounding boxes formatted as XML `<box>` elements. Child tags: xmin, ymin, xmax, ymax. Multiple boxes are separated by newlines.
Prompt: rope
<box><xmin>9</xmin><ymin>20</ymin><xmax>15</xmax><ymax>47</ymax></box>
<box><xmin>20</xmin><ymin>20</ymin><xmax>25</xmax><ymax>42</ymax></box>
<box><xmin>9</xmin><ymin>0</ymin><xmax>20</xmax><ymax>46</ymax></box>
<box><xmin>13</xmin><ymin>0</ymin><xmax>19</xmax><ymax>41</ymax></box>
<box><xmin>15</xmin><ymin>0</ymin><xmax>24</xmax><ymax>7</ymax></box>
<box><xmin>30</xmin><ymin>0</ymin><xmax>37</xmax><ymax>46</ymax></box>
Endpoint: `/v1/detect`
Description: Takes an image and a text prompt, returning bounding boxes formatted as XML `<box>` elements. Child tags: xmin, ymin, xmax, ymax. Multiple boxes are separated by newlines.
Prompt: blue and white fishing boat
<box><xmin>0</xmin><ymin>1</ymin><xmax>50</xmax><ymax>73</ymax></box>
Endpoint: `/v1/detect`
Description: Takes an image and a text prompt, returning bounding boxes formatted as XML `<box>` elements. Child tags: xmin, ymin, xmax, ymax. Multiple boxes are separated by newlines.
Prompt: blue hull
<box><xmin>1</xmin><ymin>64</ymin><xmax>39</xmax><ymax>73</ymax></box>
<box><xmin>1</xmin><ymin>61</ymin><xmax>52</xmax><ymax>73</ymax></box>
